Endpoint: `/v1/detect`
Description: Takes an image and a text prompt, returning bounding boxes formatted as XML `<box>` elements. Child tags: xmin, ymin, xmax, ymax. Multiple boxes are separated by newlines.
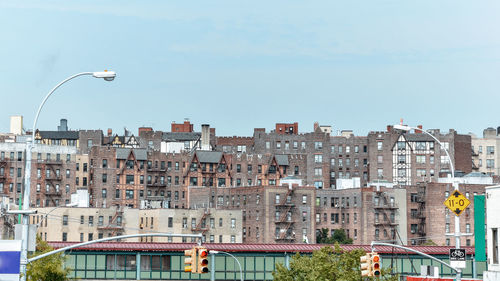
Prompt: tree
<box><xmin>26</xmin><ymin>236</ymin><xmax>72</xmax><ymax>281</ymax></box>
<box><xmin>273</xmin><ymin>244</ymin><xmax>398</xmax><ymax>281</ymax></box>
<box><xmin>316</xmin><ymin>228</ymin><xmax>353</xmax><ymax>244</ymax></box>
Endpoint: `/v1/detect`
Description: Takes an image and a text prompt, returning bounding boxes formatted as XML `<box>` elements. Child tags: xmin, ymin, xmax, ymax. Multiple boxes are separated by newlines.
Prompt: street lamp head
<box><xmin>393</xmin><ymin>124</ymin><xmax>412</xmax><ymax>131</ymax></box>
<box><xmin>92</xmin><ymin>70</ymin><xmax>116</xmax><ymax>81</ymax></box>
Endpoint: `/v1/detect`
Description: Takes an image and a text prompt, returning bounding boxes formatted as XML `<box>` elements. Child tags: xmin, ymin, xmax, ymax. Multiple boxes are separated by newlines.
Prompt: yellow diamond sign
<box><xmin>444</xmin><ymin>190</ymin><xmax>470</xmax><ymax>216</ymax></box>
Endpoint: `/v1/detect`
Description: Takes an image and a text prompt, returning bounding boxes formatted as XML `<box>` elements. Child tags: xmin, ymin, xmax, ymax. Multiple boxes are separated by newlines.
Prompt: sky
<box><xmin>0</xmin><ymin>1</ymin><xmax>499</xmax><ymax>137</ymax></box>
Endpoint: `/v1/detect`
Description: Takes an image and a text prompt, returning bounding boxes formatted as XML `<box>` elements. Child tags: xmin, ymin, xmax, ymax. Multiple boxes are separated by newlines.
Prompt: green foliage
<box><xmin>316</xmin><ymin>228</ymin><xmax>353</xmax><ymax>244</ymax></box>
<box><xmin>26</xmin><ymin>236</ymin><xmax>72</xmax><ymax>281</ymax></box>
<box><xmin>421</xmin><ymin>240</ymin><xmax>437</xmax><ymax>246</ymax></box>
<box><xmin>273</xmin><ymin>244</ymin><xmax>398</xmax><ymax>281</ymax></box>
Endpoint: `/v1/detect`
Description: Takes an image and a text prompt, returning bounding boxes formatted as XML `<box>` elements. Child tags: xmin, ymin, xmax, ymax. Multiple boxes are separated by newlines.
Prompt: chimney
<box><xmin>314</xmin><ymin>122</ymin><xmax>319</xmax><ymax>131</ymax></box>
<box><xmin>416</xmin><ymin>125</ymin><xmax>423</xmax><ymax>134</ymax></box>
<box><xmin>201</xmin><ymin>124</ymin><xmax>210</xmax><ymax>150</ymax></box>
<box><xmin>107</xmin><ymin>128</ymin><xmax>112</xmax><ymax>137</ymax></box>
<box><xmin>9</xmin><ymin>115</ymin><xmax>23</xmax><ymax>135</ymax></box>
<box><xmin>386</xmin><ymin>125</ymin><xmax>392</xmax><ymax>132</ymax></box>
<box><xmin>58</xmin><ymin>119</ymin><xmax>68</xmax><ymax>132</ymax></box>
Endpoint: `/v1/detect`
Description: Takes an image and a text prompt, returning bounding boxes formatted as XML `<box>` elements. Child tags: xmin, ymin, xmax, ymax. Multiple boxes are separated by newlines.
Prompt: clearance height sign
<box><xmin>443</xmin><ymin>190</ymin><xmax>470</xmax><ymax>216</ymax></box>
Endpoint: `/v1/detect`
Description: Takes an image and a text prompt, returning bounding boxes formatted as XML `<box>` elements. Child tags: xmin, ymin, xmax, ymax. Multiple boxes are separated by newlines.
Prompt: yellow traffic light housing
<box><xmin>184</xmin><ymin>247</ymin><xmax>197</xmax><ymax>273</ymax></box>
<box><xmin>371</xmin><ymin>253</ymin><xmax>381</xmax><ymax>277</ymax></box>
<box><xmin>360</xmin><ymin>253</ymin><xmax>372</xmax><ymax>277</ymax></box>
<box><xmin>197</xmin><ymin>247</ymin><xmax>209</xmax><ymax>274</ymax></box>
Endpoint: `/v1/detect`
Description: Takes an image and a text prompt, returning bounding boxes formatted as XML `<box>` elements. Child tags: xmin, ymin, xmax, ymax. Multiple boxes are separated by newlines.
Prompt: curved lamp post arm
<box><xmin>20</xmin><ymin>70</ymin><xmax>116</xmax><ymax>281</ymax></box>
<box><xmin>209</xmin><ymin>250</ymin><xmax>243</xmax><ymax>281</ymax></box>
<box><xmin>30</xmin><ymin>72</ymin><xmax>93</xmax><ymax>147</ymax></box>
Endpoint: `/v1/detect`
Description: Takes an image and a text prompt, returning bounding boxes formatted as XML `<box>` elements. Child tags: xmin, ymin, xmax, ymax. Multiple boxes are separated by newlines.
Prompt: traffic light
<box><xmin>197</xmin><ymin>247</ymin><xmax>209</xmax><ymax>273</ymax></box>
<box><xmin>371</xmin><ymin>253</ymin><xmax>381</xmax><ymax>277</ymax></box>
<box><xmin>360</xmin><ymin>253</ymin><xmax>372</xmax><ymax>277</ymax></box>
<box><xmin>184</xmin><ymin>247</ymin><xmax>197</xmax><ymax>273</ymax></box>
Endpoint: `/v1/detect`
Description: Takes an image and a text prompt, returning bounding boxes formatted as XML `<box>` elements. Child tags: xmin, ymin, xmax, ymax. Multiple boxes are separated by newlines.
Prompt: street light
<box><xmin>393</xmin><ymin>123</ymin><xmax>462</xmax><ymax>281</ymax></box>
<box><xmin>20</xmin><ymin>71</ymin><xmax>116</xmax><ymax>281</ymax></box>
<box><xmin>37</xmin><ymin>202</ymin><xmax>78</xmax><ymax>227</ymax></box>
<box><xmin>209</xmin><ymin>250</ymin><xmax>243</xmax><ymax>281</ymax></box>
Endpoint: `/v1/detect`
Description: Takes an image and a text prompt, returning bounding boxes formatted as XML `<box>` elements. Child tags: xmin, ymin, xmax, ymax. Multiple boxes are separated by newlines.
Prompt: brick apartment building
<box><xmin>189</xmin><ymin>184</ymin><xmax>316</xmax><ymax>244</ymax></box>
<box><xmin>0</xmin><ymin>117</ymin><xmax>487</xmax><ymax>247</ymax></box>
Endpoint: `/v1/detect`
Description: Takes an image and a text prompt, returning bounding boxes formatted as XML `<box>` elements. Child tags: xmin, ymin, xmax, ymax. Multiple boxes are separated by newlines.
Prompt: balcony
<box><xmin>39</xmin><ymin>159</ymin><xmax>63</xmax><ymax>165</ymax></box>
<box><xmin>97</xmin><ymin>224</ymin><xmax>123</xmax><ymax>230</ymax></box>
<box><xmin>147</xmin><ymin>167</ymin><xmax>167</xmax><ymax>172</ymax></box>
<box><xmin>45</xmin><ymin>175</ymin><xmax>63</xmax><ymax>181</ymax></box>
<box><xmin>45</xmin><ymin>190</ymin><xmax>62</xmax><ymax>196</ymax></box>
<box><xmin>147</xmin><ymin>182</ymin><xmax>167</xmax><ymax>188</ymax></box>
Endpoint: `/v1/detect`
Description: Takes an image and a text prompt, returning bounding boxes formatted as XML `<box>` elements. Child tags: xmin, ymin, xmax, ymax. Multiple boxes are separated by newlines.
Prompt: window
<box><xmin>62</xmin><ymin>233</ymin><xmax>67</xmax><ymax>242</ymax></box>
<box><xmin>314</xmin><ymin>142</ymin><xmax>323</xmax><ymax>150</ymax></box>
<box><xmin>410</xmin><ymin>193</ymin><xmax>418</xmax><ymax>202</ymax></box>
<box><xmin>445</xmin><ymin>223</ymin><xmax>450</xmax><ymax>233</ymax></box>
<box><xmin>398</xmin><ymin>155</ymin><xmax>406</xmax><ymax>164</ymax></box>
<box><xmin>398</xmin><ymin>168</ymin><xmax>406</xmax><ymax>177</ymax></box>
<box><xmin>314</xmin><ymin>181</ymin><xmax>323</xmax><ymax>189</ymax></box>
<box><xmin>441</xmin><ymin>156</ymin><xmax>450</xmax><ymax>164</ymax></box>
<box><xmin>314</xmin><ymin>168</ymin><xmax>322</xmax><ymax>176</ymax></box>
<box><xmin>377</xmin><ymin>142</ymin><xmax>383</xmax><ymax>151</ymax></box>
<box><xmin>265</xmin><ymin>142</ymin><xmax>270</xmax><ymax>149</ymax></box>
<box><xmin>63</xmin><ymin>215</ymin><xmax>68</xmax><ymax>226</ymax></box>
<box><xmin>314</xmin><ymin>155</ymin><xmax>322</xmax><ymax>163</ymax></box>
<box><xmin>487</xmin><ymin>159</ymin><xmax>495</xmax><ymax>169</ymax></box>
<box><xmin>416</xmin><ymin>155</ymin><xmax>426</xmax><ymax>164</ymax></box>
<box><xmin>416</xmin><ymin>169</ymin><xmax>426</xmax><ymax>177</ymax></box>
<box><xmin>126</xmin><ymin>190</ymin><xmax>134</xmax><ymax>199</ymax></box>
<box><xmin>302</xmin><ymin>195</ymin><xmax>307</xmax><ymax>204</ymax></box>
<box><xmin>487</xmin><ymin>146</ymin><xmax>495</xmax><ymax>154</ymax></box>
<box><xmin>493</xmin><ymin>228</ymin><xmax>498</xmax><ymax>264</ymax></box>
<box><xmin>231</xmin><ymin>218</ymin><xmax>236</xmax><ymax>229</ymax></box>
<box><xmin>377</xmin><ymin>169</ymin><xmax>383</xmax><ymax>179</ymax></box>
<box><xmin>415</xmin><ymin>141</ymin><xmax>426</xmax><ymax>150</ymax></box>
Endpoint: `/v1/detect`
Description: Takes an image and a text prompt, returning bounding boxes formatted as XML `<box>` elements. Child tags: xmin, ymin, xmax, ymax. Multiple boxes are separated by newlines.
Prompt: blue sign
<box><xmin>0</xmin><ymin>240</ymin><xmax>21</xmax><ymax>281</ymax></box>
<box><xmin>0</xmin><ymin>251</ymin><xmax>21</xmax><ymax>274</ymax></box>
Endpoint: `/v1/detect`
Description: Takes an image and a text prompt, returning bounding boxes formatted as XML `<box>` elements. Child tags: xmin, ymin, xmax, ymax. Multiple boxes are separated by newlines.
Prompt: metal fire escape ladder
<box><xmin>192</xmin><ymin>209</ymin><xmax>210</xmax><ymax>234</ymax></box>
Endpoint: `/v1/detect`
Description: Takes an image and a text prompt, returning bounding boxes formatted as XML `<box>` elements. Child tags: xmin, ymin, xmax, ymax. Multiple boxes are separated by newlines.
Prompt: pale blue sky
<box><xmin>1</xmin><ymin>1</ymin><xmax>499</xmax><ymax>136</ymax></box>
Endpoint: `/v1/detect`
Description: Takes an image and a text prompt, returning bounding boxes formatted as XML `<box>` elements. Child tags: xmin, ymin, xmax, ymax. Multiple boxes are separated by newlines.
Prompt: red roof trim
<box><xmin>47</xmin><ymin>242</ymin><xmax>475</xmax><ymax>255</ymax></box>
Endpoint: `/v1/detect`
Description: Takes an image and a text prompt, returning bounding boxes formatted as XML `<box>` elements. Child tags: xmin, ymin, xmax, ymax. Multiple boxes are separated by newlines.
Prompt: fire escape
<box><xmin>471</xmin><ymin>148</ymin><xmax>479</xmax><ymax>171</ymax></box>
<box><xmin>146</xmin><ymin>161</ymin><xmax>167</xmax><ymax>200</ymax></box>
<box><xmin>0</xmin><ymin>158</ymin><xmax>7</xmax><ymax>193</ymax></box>
<box><xmin>97</xmin><ymin>206</ymin><xmax>124</xmax><ymax>236</ymax></box>
<box><xmin>44</xmin><ymin>158</ymin><xmax>63</xmax><ymax>205</ymax></box>
<box><xmin>191</xmin><ymin>209</ymin><xmax>211</xmax><ymax>234</ymax></box>
<box><xmin>275</xmin><ymin>188</ymin><xmax>295</xmax><ymax>242</ymax></box>
<box><xmin>374</xmin><ymin>191</ymin><xmax>398</xmax><ymax>243</ymax></box>
<box><xmin>416</xmin><ymin>185</ymin><xmax>426</xmax><ymax>244</ymax></box>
